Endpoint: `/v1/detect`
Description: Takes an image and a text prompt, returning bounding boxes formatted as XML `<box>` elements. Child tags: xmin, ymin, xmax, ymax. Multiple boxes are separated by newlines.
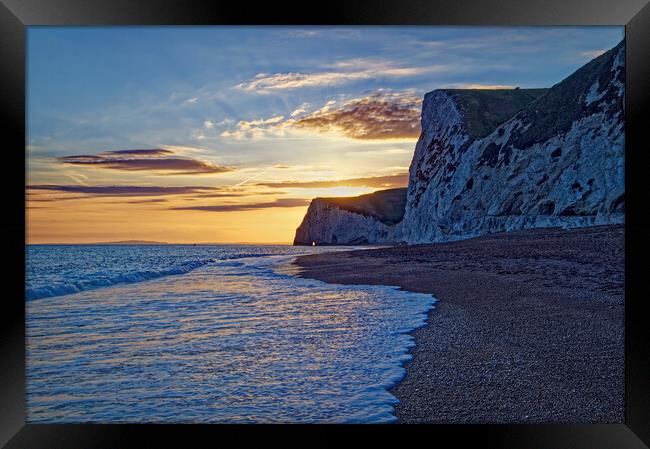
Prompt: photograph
<box><xmin>25</xmin><ymin>25</ymin><xmax>626</xmax><ymax>424</ymax></box>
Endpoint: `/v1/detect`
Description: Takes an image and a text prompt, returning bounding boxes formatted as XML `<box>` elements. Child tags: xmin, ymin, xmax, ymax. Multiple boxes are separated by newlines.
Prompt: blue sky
<box><xmin>26</xmin><ymin>26</ymin><xmax>624</xmax><ymax>243</ymax></box>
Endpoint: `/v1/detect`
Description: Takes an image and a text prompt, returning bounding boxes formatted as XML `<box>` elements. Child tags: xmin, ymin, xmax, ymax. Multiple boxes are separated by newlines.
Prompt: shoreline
<box><xmin>292</xmin><ymin>224</ymin><xmax>624</xmax><ymax>423</ymax></box>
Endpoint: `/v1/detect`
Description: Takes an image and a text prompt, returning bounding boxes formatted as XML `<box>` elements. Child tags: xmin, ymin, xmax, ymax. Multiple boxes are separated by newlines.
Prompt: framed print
<box><xmin>1</xmin><ymin>0</ymin><xmax>649</xmax><ymax>447</ymax></box>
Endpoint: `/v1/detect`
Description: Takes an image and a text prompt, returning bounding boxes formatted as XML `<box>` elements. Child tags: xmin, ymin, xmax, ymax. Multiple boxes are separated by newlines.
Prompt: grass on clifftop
<box><xmin>442</xmin><ymin>88</ymin><xmax>548</xmax><ymax>138</ymax></box>
<box><xmin>320</xmin><ymin>188</ymin><xmax>407</xmax><ymax>226</ymax></box>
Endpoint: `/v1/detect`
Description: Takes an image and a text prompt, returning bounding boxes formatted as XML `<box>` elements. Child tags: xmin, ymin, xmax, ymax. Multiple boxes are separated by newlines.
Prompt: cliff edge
<box><xmin>294</xmin><ymin>40</ymin><xmax>625</xmax><ymax>245</ymax></box>
<box><xmin>293</xmin><ymin>188</ymin><xmax>406</xmax><ymax>245</ymax></box>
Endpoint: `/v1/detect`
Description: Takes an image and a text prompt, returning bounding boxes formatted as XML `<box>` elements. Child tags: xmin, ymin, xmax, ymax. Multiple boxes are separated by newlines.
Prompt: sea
<box><xmin>25</xmin><ymin>244</ymin><xmax>436</xmax><ymax>423</ymax></box>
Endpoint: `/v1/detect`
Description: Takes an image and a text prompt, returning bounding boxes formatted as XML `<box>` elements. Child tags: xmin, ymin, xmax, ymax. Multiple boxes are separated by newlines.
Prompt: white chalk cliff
<box><xmin>295</xmin><ymin>40</ymin><xmax>625</xmax><ymax>245</ymax></box>
<box><xmin>294</xmin><ymin>188</ymin><xmax>405</xmax><ymax>245</ymax></box>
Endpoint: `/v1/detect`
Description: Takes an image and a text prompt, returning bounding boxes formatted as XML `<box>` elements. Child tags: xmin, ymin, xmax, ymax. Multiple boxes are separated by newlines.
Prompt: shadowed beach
<box><xmin>293</xmin><ymin>224</ymin><xmax>624</xmax><ymax>423</ymax></box>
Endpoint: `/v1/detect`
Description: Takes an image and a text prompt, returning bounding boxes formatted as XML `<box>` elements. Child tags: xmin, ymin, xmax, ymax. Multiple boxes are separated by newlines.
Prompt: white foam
<box><xmin>27</xmin><ymin>245</ymin><xmax>437</xmax><ymax>423</ymax></box>
<box><xmin>26</xmin><ymin>258</ymin><xmax>214</xmax><ymax>300</ymax></box>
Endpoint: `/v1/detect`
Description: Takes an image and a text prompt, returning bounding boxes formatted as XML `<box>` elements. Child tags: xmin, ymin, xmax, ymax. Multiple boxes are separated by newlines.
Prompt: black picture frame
<box><xmin>2</xmin><ymin>0</ymin><xmax>649</xmax><ymax>447</ymax></box>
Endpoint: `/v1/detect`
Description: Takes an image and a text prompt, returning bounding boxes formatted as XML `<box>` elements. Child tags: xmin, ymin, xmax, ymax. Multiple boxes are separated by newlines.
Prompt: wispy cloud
<box><xmin>160</xmin><ymin>145</ymin><xmax>211</xmax><ymax>155</ymax></box>
<box><xmin>27</xmin><ymin>184</ymin><xmax>285</xmax><ymax>203</ymax></box>
<box><xmin>103</xmin><ymin>149</ymin><xmax>174</xmax><ymax>156</ymax></box>
<box><xmin>220</xmin><ymin>116</ymin><xmax>287</xmax><ymax>139</ymax></box>
<box><xmin>26</xmin><ymin>194</ymin><xmax>90</xmax><ymax>202</ymax></box>
<box><xmin>240</xmin><ymin>116</ymin><xmax>285</xmax><ymax>127</ymax></box>
<box><xmin>579</xmin><ymin>49</ymin><xmax>607</xmax><ymax>59</ymax></box>
<box><xmin>419</xmin><ymin>32</ymin><xmax>538</xmax><ymax>52</ymax></box>
<box><xmin>290</xmin><ymin>102</ymin><xmax>310</xmax><ymax>117</ymax></box>
<box><xmin>287</xmin><ymin>30</ymin><xmax>321</xmax><ymax>38</ymax></box>
<box><xmin>256</xmin><ymin>173</ymin><xmax>408</xmax><ymax>189</ymax></box>
<box><xmin>171</xmin><ymin>198</ymin><xmax>310</xmax><ymax>212</ymax></box>
<box><xmin>58</xmin><ymin>148</ymin><xmax>234</xmax><ymax>175</ymax></box>
<box><xmin>63</xmin><ymin>170</ymin><xmax>89</xmax><ymax>185</ymax></box>
<box><xmin>285</xmin><ymin>29</ymin><xmax>362</xmax><ymax>39</ymax></box>
<box><xmin>27</xmin><ymin>184</ymin><xmax>216</xmax><ymax>197</ymax></box>
<box><xmin>122</xmin><ymin>198</ymin><xmax>169</xmax><ymax>204</ymax></box>
<box><xmin>194</xmin><ymin>190</ymin><xmax>283</xmax><ymax>199</ymax></box>
<box><xmin>235</xmin><ymin>167</ymin><xmax>275</xmax><ymax>186</ymax></box>
<box><xmin>235</xmin><ymin>59</ymin><xmax>447</xmax><ymax>93</ymax></box>
<box><xmin>344</xmin><ymin>148</ymin><xmax>412</xmax><ymax>156</ymax></box>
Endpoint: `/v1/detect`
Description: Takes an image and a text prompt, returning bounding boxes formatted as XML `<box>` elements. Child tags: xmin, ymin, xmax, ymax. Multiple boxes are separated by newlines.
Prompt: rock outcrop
<box><xmin>294</xmin><ymin>40</ymin><xmax>625</xmax><ymax>245</ymax></box>
<box><xmin>400</xmin><ymin>40</ymin><xmax>624</xmax><ymax>243</ymax></box>
<box><xmin>293</xmin><ymin>188</ymin><xmax>405</xmax><ymax>245</ymax></box>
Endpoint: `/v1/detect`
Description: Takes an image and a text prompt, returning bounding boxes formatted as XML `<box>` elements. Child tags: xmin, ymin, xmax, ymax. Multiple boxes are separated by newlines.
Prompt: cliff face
<box><xmin>293</xmin><ymin>188</ymin><xmax>405</xmax><ymax>245</ymax></box>
<box><xmin>400</xmin><ymin>40</ymin><xmax>624</xmax><ymax>243</ymax></box>
<box><xmin>401</xmin><ymin>88</ymin><xmax>548</xmax><ymax>237</ymax></box>
<box><xmin>294</xmin><ymin>40</ymin><xmax>625</xmax><ymax>246</ymax></box>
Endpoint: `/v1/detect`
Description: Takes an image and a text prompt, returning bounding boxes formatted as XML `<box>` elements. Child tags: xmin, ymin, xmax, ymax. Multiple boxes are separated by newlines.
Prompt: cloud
<box><xmin>579</xmin><ymin>49</ymin><xmax>607</xmax><ymax>59</ymax></box>
<box><xmin>290</xmin><ymin>102</ymin><xmax>310</xmax><ymax>117</ymax></box>
<box><xmin>160</xmin><ymin>145</ymin><xmax>209</xmax><ymax>155</ymax></box>
<box><xmin>256</xmin><ymin>173</ymin><xmax>409</xmax><ymax>189</ymax></box>
<box><xmin>27</xmin><ymin>184</ymin><xmax>216</xmax><ymax>197</ymax></box>
<box><xmin>27</xmin><ymin>185</ymin><xmax>285</xmax><ymax>205</ymax></box>
<box><xmin>122</xmin><ymin>198</ymin><xmax>169</xmax><ymax>204</ymax></box>
<box><xmin>293</xmin><ymin>92</ymin><xmax>421</xmax><ymax>139</ymax></box>
<box><xmin>423</xmin><ymin>33</ymin><xmax>536</xmax><ymax>51</ymax></box>
<box><xmin>235</xmin><ymin>59</ymin><xmax>445</xmax><ymax>93</ymax></box>
<box><xmin>287</xmin><ymin>30</ymin><xmax>321</xmax><ymax>38</ymax></box>
<box><xmin>58</xmin><ymin>148</ymin><xmax>234</xmax><ymax>175</ymax></box>
<box><xmin>103</xmin><ymin>149</ymin><xmax>174</xmax><ymax>156</ymax></box>
<box><xmin>26</xmin><ymin>194</ymin><xmax>90</xmax><ymax>202</ymax></box>
<box><xmin>285</xmin><ymin>29</ymin><xmax>362</xmax><ymax>40</ymax></box>
<box><xmin>171</xmin><ymin>198</ymin><xmax>310</xmax><ymax>212</ymax></box>
<box><xmin>220</xmin><ymin>116</ymin><xmax>286</xmax><ymax>139</ymax></box>
<box><xmin>203</xmin><ymin>120</ymin><xmax>214</xmax><ymax>129</ymax></box>
<box><xmin>237</xmin><ymin>72</ymin><xmax>365</xmax><ymax>92</ymax></box>
<box><xmin>63</xmin><ymin>170</ymin><xmax>89</xmax><ymax>186</ymax></box>
<box><xmin>344</xmin><ymin>148</ymin><xmax>412</xmax><ymax>156</ymax></box>
<box><xmin>219</xmin><ymin>92</ymin><xmax>421</xmax><ymax>140</ymax></box>
<box><xmin>242</xmin><ymin>115</ymin><xmax>285</xmax><ymax>127</ymax></box>
<box><xmin>231</xmin><ymin>167</ymin><xmax>269</xmax><ymax>186</ymax></box>
<box><xmin>193</xmin><ymin>190</ymin><xmax>284</xmax><ymax>199</ymax></box>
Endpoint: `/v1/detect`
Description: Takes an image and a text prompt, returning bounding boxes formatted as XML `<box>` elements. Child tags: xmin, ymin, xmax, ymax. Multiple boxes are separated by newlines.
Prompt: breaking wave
<box><xmin>26</xmin><ymin>259</ymin><xmax>214</xmax><ymax>300</ymax></box>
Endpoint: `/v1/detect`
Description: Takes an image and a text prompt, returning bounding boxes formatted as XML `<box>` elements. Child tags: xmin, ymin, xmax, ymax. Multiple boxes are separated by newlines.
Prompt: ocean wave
<box><xmin>27</xmin><ymin>251</ymin><xmax>437</xmax><ymax>423</ymax></box>
<box><xmin>217</xmin><ymin>252</ymin><xmax>277</xmax><ymax>261</ymax></box>
<box><xmin>26</xmin><ymin>259</ymin><xmax>214</xmax><ymax>301</ymax></box>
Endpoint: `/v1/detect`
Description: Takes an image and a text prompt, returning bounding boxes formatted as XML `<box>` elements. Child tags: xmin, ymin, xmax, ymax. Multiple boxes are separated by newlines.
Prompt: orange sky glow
<box><xmin>27</xmin><ymin>27</ymin><xmax>622</xmax><ymax>243</ymax></box>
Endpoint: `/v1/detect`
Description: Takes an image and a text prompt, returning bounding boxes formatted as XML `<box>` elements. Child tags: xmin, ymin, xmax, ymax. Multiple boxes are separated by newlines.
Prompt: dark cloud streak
<box><xmin>27</xmin><ymin>184</ymin><xmax>215</xmax><ymax>197</ymax></box>
<box><xmin>104</xmin><ymin>149</ymin><xmax>174</xmax><ymax>156</ymax></box>
<box><xmin>171</xmin><ymin>198</ymin><xmax>310</xmax><ymax>212</ymax></box>
<box><xmin>58</xmin><ymin>148</ymin><xmax>234</xmax><ymax>175</ymax></box>
<box><xmin>193</xmin><ymin>190</ymin><xmax>286</xmax><ymax>199</ymax></box>
<box><xmin>256</xmin><ymin>173</ymin><xmax>409</xmax><ymax>189</ymax></box>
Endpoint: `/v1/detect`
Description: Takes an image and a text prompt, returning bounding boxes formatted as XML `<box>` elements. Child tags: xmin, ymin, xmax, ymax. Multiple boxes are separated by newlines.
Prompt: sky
<box><xmin>26</xmin><ymin>26</ymin><xmax>624</xmax><ymax>244</ymax></box>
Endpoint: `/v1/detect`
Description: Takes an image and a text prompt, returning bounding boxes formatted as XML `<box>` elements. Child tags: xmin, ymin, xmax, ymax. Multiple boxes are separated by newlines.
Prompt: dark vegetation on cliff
<box><xmin>442</xmin><ymin>88</ymin><xmax>548</xmax><ymax>138</ymax></box>
<box><xmin>502</xmin><ymin>43</ymin><xmax>624</xmax><ymax>149</ymax></box>
<box><xmin>318</xmin><ymin>188</ymin><xmax>407</xmax><ymax>225</ymax></box>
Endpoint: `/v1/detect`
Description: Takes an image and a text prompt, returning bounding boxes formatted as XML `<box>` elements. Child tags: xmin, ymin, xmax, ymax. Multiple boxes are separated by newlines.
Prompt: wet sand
<box><xmin>293</xmin><ymin>225</ymin><xmax>624</xmax><ymax>423</ymax></box>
